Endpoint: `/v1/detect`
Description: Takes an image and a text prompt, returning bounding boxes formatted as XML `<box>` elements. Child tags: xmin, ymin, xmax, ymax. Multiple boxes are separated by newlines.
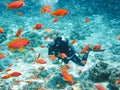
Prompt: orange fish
<box><xmin>40</xmin><ymin>45</ymin><xmax>45</xmax><ymax>48</ymax></box>
<box><xmin>0</xmin><ymin>53</ymin><xmax>5</xmax><ymax>59</ymax></box>
<box><xmin>9</xmin><ymin>72</ymin><xmax>21</xmax><ymax>77</ymax></box>
<box><xmin>8</xmin><ymin>64</ymin><xmax>13</xmax><ymax>68</ymax></box>
<box><xmin>95</xmin><ymin>84</ymin><xmax>105</xmax><ymax>90</ymax></box>
<box><xmin>70</xmin><ymin>40</ymin><xmax>76</xmax><ymax>44</ymax></box>
<box><xmin>17</xmin><ymin>12</ymin><xmax>22</xmax><ymax>16</ymax></box>
<box><xmin>117</xmin><ymin>35</ymin><xmax>120</xmax><ymax>40</ymax></box>
<box><xmin>79</xmin><ymin>70</ymin><xmax>82</xmax><ymax>74</ymax></box>
<box><xmin>52</xmin><ymin>18</ymin><xmax>59</xmax><ymax>23</ymax></box>
<box><xmin>58</xmin><ymin>53</ymin><xmax>67</xmax><ymax>58</ymax></box>
<box><xmin>37</xmin><ymin>53</ymin><xmax>40</xmax><ymax>59</ymax></box>
<box><xmin>40</xmin><ymin>66</ymin><xmax>45</xmax><ymax>71</ymax></box>
<box><xmin>61</xmin><ymin>67</ymin><xmax>74</xmax><ymax>84</ymax></box>
<box><xmin>50</xmin><ymin>9</ymin><xmax>68</xmax><ymax>16</ymax></box>
<box><xmin>48</xmin><ymin>55</ymin><xmax>56</xmax><ymax>60</ymax></box>
<box><xmin>25</xmin><ymin>80</ymin><xmax>32</xmax><ymax>84</ymax></box>
<box><xmin>81</xmin><ymin>60</ymin><xmax>86</xmax><ymax>64</ymax></box>
<box><xmin>29</xmin><ymin>48</ymin><xmax>34</xmax><ymax>51</ymax></box>
<box><xmin>13</xmin><ymin>80</ymin><xmax>20</xmax><ymax>84</ymax></box>
<box><xmin>6</xmin><ymin>1</ymin><xmax>25</xmax><ymax>9</ymax></box>
<box><xmin>33</xmin><ymin>24</ymin><xmax>42</xmax><ymax>30</ymax></box>
<box><xmin>2</xmin><ymin>74</ymin><xmax>10</xmax><ymax>79</ymax></box>
<box><xmin>85</xmin><ymin>17</ymin><xmax>89</xmax><ymax>23</ymax></box>
<box><xmin>43</xmin><ymin>36</ymin><xmax>48</xmax><ymax>40</ymax></box>
<box><xmin>80</xmin><ymin>44</ymin><xmax>89</xmax><ymax>54</ymax></box>
<box><xmin>15</xmin><ymin>29</ymin><xmax>22</xmax><ymax>37</ymax></box>
<box><xmin>64</xmin><ymin>64</ymin><xmax>70</xmax><ymax>70</ymax></box>
<box><xmin>41</xmin><ymin>6</ymin><xmax>50</xmax><ymax>14</ymax></box>
<box><xmin>44</xmin><ymin>28</ymin><xmax>52</xmax><ymax>33</ymax></box>
<box><xmin>116</xmin><ymin>79</ymin><xmax>120</xmax><ymax>84</ymax></box>
<box><xmin>0</xmin><ymin>28</ymin><xmax>3</xmax><ymax>33</ymax></box>
<box><xmin>0</xmin><ymin>69</ymin><xmax>3</xmax><ymax>72</ymax></box>
<box><xmin>93</xmin><ymin>45</ymin><xmax>101</xmax><ymax>51</ymax></box>
<box><xmin>35</xmin><ymin>59</ymin><xmax>46</xmax><ymax>64</ymax></box>
<box><xmin>5</xmin><ymin>68</ymin><xmax>11</xmax><ymax>72</ymax></box>
<box><xmin>7</xmin><ymin>38</ymin><xmax>29</xmax><ymax>52</ymax></box>
<box><xmin>47</xmin><ymin>75</ymin><xmax>51</xmax><ymax>79</ymax></box>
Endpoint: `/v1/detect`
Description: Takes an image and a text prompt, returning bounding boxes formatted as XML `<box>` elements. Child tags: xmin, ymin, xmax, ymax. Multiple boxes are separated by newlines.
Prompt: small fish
<box><xmin>40</xmin><ymin>6</ymin><xmax>50</xmax><ymax>14</ymax></box>
<box><xmin>36</xmin><ymin>87</ymin><xmax>46</xmax><ymax>90</ymax></box>
<box><xmin>25</xmin><ymin>80</ymin><xmax>32</xmax><ymax>84</ymax></box>
<box><xmin>116</xmin><ymin>79</ymin><xmax>120</xmax><ymax>84</ymax></box>
<box><xmin>95</xmin><ymin>84</ymin><xmax>105</xmax><ymax>90</ymax></box>
<box><xmin>29</xmin><ymin>48</ymin><xmax>34</xmax><ymax>51</ymax></box>
<box><xmin>14</xmin><ymin>57</ymin><xmax>18</xmax><ymax>60</ymax></box>
<box><xmin>0</xmin><ymin>69</ymin><xmax>3</xmax><ymax>72</ymax></box>
<box><xmin>40</xmin><ymin>66</ymin><xmax>45</xmax><ymax>71</ymax></box>
<box><xmin>37</xmin><ymin>53</ymin><xmax>40</xmax><ymax>59</ymax></box>
<box><xmin>64</xmin><ymin>64</ymin><xmax>70</xmax><ymax>70</ymax></box>
<box><xmin>47</xmin><ymin>75</ymin><xmax>51</xmax><ymax>78</ymax></box>
<box><xmin>31</xmin><ymin>76</ymin><xmax>38</xmax><ymax>80</ymax></box>
<box><xmin>50</xmin><ymin>9</ymin><xmax>68</xmax><ymax>16</ymax></box>
<box><xmin>6</xmin><ymin>1</ymin><xmax>25</xmax><ymax>9</ymax></box>
<box><xmin>85</xmin><ymin>17</ymin><xmax>89</xmax><ymax>23</ymax></box>
<box><xmin>15</xmin><ymin>29</ymin><xmax>22</xmax><ymax>37</ymax></box>
<box><xmin>58</xmin><ymin>53</ymin><xmax>67</xmax><ymax>58</ymax></box>
<box><xmin>0</xmin><ymin>53</ymin><xmax>5</xmax><ymax>59</ymax></box>
<box><xmin>40</xmin><ymin>45</ymin><xmax>45</xmax><ymax>48</ymax></box>
<box><xmin>52</xmin><ymin>18</ymin><xmax>59</xmax><ymax>23</ymax></box>
<box><xmin>43</xmin><ymin>36</ymin><xmax>48</xmax><ymax>40</ymax></box>
<box><xmin>81</xmin><ymin>60</ymin><xmax>86</xmax><ymax>64</ymax></box>
<box><xmin>8</xmin><ymin>64</ymin><xmax>13</xmax><ymax>68</ymax></box>
<box><xmin>48</xmin><ymin>55</ymin><xmax>56</xmax><ymax>60</ymax></box>
<box><xmin>61</xmin><ymin>67</ymin><xmax>74</xmax><ymax>84</ymax></box>
<box><xmin>13</xmin><ymin>80</ymin><xmax>20</xmax><ymax>84</ymax></box>
<box><xmin>93</xmin><ymin>45</ymin><xmax>101</xmax><ymax>51</ymax></box>
<box><xmin>17</xmin><ymin>12</ymin><xmax>22</xmax><ymax>16</ymax></box>
<box><xmin>70</xmin><ymin>40</ymin><xmax>76</xmax><ymax>44</ymax></box>
<box><xmin>117</xmin><ymin>35</ymin><xmax>120</xmax><ymax>40</ymax></box>
<box><xmin>33</xmin><ymin>24</ymin><xmax>42</xmax><ymax>30</ymax></box>
<box><xmin>0</xmin><ymin>28</ymin><xmax>3</xmax><ymax>33</ymax></box>
<box><xmin>44</xmin><ymin>28</ymin><xmax>52</xmax><ymax>33</ymax></box>
<box><xmin>80</xmin><ymin>44</ymin><xmax>89</xmax><ymax>54</ymax></box>
<box><xmin>5</xmin><ymin>68</ymin><xmax>11</xmax><ymax>72</ymax></box>
<box><xmin>35</xmin><ymin>59</ymin><xmax>46</xmax><ymax>64</ymax></box>
<box><xmin>9</xmin><ymin>72</ymin><xmax>21</xmax><ymax>77</ymax></box>
<box><xmin>79</xmin><ymin>70</ymin><xmax>82</xmax><ymax>74</ymax></box>
<box><xmin>2</xmin><ymin>74</ymin><xmax>10</xmax><ymax>79</ymax></box>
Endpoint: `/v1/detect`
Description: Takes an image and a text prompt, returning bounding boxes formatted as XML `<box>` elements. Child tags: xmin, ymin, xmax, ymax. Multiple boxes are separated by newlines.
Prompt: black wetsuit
<box><xmin>48</xmin><ymin>37</ymin><xmax>91</xmax><ymax>66</ymax></box>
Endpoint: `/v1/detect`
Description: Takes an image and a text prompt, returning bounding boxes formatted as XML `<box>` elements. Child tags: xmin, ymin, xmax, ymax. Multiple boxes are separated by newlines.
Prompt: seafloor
<box><xmin>0</xmin><ymin>0</ymin><xmax>120</xmax><ymax>90</ymax></box>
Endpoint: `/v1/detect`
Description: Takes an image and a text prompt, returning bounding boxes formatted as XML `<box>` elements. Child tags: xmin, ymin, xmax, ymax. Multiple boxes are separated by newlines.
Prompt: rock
<box><xmin>108</xmin><ymin>65</ymin><xmax>120</xmax><ymax>90</ymax></box>
<box><xmin>78</xmin><ymin>79</ymin><xmax>97</xmax><ymax>90</ymax></box>
<box><xmin>87</xmin><ymin>61</ymin><xmax>110</xmax><ymax>82</ymax></box>
<box><xmin>22</xmin><ymin>81</ymin><xmax>43</xmax><ymax>90</ymax></box>
<box><xmin>45</xmin><ymin>74</ymin><xmax>66</xmax><ymax>90</ymax></box>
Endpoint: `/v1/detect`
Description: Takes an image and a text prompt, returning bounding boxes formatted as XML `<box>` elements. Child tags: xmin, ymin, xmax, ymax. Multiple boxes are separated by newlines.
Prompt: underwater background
<box><xmin>0</xmin><ymin>0</ymin><xmax>120</xmax><ymax>90</ymax></box>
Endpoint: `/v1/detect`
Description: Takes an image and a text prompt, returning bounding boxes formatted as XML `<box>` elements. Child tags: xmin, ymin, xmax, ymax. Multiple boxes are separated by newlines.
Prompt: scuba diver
<box><xmin>47</xmin><ymin>32</ymin><xmax>92</xmax><ymax>66</ymax></box>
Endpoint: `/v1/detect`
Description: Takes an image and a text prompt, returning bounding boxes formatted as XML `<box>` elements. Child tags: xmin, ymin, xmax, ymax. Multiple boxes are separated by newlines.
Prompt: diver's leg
<box><xmin>62</xmin><ymin>58</ymin><xmax>70</xmax><ymax>64</ymax></box>
<box><xmin>81</xmin><ymin>49</ymin><xmax>92</xmax><ymax>65</ymax></box>
<box><xmin>71</xmin><ymin>55</ymin><xmax>84</xmax><ymax>66</ymax></box>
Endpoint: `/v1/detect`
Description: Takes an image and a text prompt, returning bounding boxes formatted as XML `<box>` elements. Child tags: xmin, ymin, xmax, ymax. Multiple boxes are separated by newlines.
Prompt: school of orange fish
<box><xmin>0</xmin><ymin>0</ymin><xmax>120</xmax><ymax>90</ymax></box>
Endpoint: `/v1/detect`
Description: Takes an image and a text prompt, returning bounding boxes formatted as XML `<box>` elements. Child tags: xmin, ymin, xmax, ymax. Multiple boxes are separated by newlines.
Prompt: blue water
<box><xmin>0</xmin><ymin>0</ymin><xmax>120</xmax><ymax>90</ymax></box>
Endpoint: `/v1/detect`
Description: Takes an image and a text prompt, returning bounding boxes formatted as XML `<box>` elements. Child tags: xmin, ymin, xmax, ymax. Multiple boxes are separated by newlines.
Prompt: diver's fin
<box><xmin>92</xmin><ymin>49</ymin><xmax>105</xmax><ymax>52</ymax></box>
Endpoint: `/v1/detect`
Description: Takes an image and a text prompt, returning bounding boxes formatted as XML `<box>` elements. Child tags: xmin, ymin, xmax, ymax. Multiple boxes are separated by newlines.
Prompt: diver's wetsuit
<box><xmin>48</xmin><ymin>37</ymin><xmax>91</xmax><ymax>66</ymax></box>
